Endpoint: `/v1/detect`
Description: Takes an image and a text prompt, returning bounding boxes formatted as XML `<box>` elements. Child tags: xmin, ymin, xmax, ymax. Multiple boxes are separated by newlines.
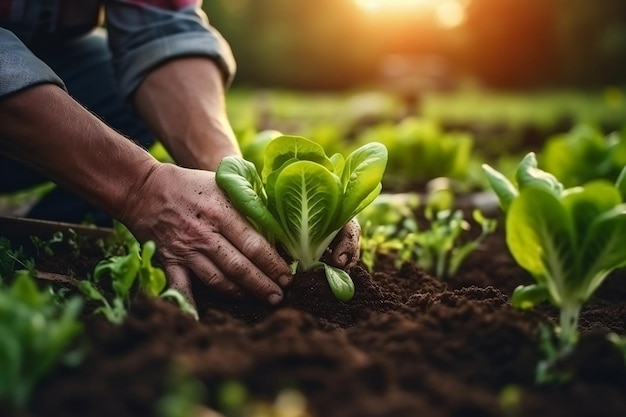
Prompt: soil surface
<box><xmin>5</xmin><ymin>221</ymin><xmax>626</xmax><ymax>417</ymax></box>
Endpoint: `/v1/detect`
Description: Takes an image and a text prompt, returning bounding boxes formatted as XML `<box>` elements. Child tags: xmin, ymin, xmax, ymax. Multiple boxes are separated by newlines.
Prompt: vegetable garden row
<box><xmin>2</xmin><ymin>88</ymin><xmax>626</xmax><ymax>417</ymax></box>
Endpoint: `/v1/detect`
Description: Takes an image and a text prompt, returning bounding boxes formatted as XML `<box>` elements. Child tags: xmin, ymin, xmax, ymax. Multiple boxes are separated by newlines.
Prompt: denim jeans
<box><xmin>0</xmin><ymin>29</ymin><xmax>155</xmax><ymax>226</ymax></box>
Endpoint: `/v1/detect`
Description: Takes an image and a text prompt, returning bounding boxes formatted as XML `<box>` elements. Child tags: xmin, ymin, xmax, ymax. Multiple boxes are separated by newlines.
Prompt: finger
<box><xmin>186</xmin><ymin>253</ymin><xmax>242</xmax><ymax>295</ymax></box>
<box><xmin>219</xmin><ymin>216</ymin><xmax>292</xmax><ymax>285</ymax></box>
<box><xmin>165</xmin><ymin>264</ymin><xmax>197</xmax><ymax>309</ymax></box>
<box><xmin>330</xmin><ymin>218</ymin><xmax>361</xmax><ymax>269</ymax></box>
<box><xmin>200</xmin><ymin>233</ymin><xmax>284</xmax><ymax>305</ymax></box>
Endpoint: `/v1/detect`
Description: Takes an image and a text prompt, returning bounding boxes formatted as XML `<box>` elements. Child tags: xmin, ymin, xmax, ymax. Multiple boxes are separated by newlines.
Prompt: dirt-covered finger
<box><xmin>164</xmin><ymin>264</ymin><xmax>196</xmax><ymax>308</ymax></box>
<box><xmin>201</xmin><ymin>237</ymin><xmax>284</xmax><ymax>304</ymax></box>
<box><xmin>219</xmin><ymin>217</ymin><xmax>292</xmax><ymax>284</ymax></box>
<box><xmin>187</xmin><ymin>253</ymin><xmax>243</xmax><ymax>295</ymax></box>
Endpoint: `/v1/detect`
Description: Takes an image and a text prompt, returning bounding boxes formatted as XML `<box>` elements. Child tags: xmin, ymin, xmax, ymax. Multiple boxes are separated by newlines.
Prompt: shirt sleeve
<box><xmin>0</xmin><ymin>27</ymin><xmax>66</xmax><ymax>100</ymax></box>
<box><xmin>104</xmin><ymin>0</ymin><xmax>237</xmax><ymax>103</ymax></box>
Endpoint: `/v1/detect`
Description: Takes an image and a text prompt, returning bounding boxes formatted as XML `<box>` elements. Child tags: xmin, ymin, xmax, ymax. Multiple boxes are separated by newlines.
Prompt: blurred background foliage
<box><xmin>5</xmin><ymin>0</ymin><xmax>626</xmax><ymax>214</ymax></box>
<box><xmin>203</xmin><ymin>0</ymin><xmax>626</xmax><ymax>90</ymax></box>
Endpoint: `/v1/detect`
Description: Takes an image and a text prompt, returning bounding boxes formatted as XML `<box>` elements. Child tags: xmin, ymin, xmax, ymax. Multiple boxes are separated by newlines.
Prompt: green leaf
<box><xmin>262</xmin><ymin>135</ymin><xmax>333</xmax><ymax>182</ymax></box>
<box><xmin>78</xmin><ymin>280</ymin><xmax>107</xmax><ymax>304</ymax></box>
<box><xmin>9</xmin><ymin>270</ymin><xmax>46</xmax><ymax>308</ymax></box>
<box><xmin>577</xmin><ymin>204</ymin><xmax>626</xmax><ymax>299</ymax></box>
<box><xmin>160</xmin><ymin>289</ymin><xmax>199</xmax><ymax>321</ymax></box>
<box><xmin>481</xmin><ymin>163</ymin><xmax>518</xmax><ymax>212</ymax></box>
<box><xmin>560</xmin><ymin>181</ymin><xmax>621</xmax><ymax>249</ymax></box>
<box><xmin>329</xmin><ymin>152</ymin><xmax>345</xmax><ymax>177</ymax></box>
<box><xmin>515</xmin><ymin>152</ymin><xmax>564</xmax><ymax>197</ymax></box>
<box><xmin>323</xmin><ymin>263</ymin><xmax>355</xmax><ymax>302</ymax></box>
<box><xmin>340</xmin><ymin>142</ymin><xmax>387</xmax><ymax>221</ymax></box>
<box><xmin>511</xmin><ymin>284</ymin><xmax>550</xmax><ymax>310</ymax></box>
<box><xmin>216</xmin><ymin>156</ymin><xmax>287</xmax><ymax>242</ymax></box>
<box><xmin>0</xmin><ymin>272</ymin><xmax>83</xmax><ymax>409</ymax></box>
<box><xmin>273</xmin><ymin>160</ymin><xmax>342</xmax><ymax>269</ymax></box>
<box><xmin>93</xmin><ymin>250</ymin><xmax>140</xmax><ymax>300</ymax></box>
<box><xmin>615</xmin><ymin>164</ymin><xmax>626</xmax><ymax>201</ymax></box>
<box><xmin>139</xmin><ymin>241</ymin><xmax>167</xmax><ymax>297</ymax></box>
<box><xmin>241</xmin><ymin>129</ymin><xmax>283</xmax><ymax>173</ymax></box>
<box><xmin>506</xmin><ymin>188</ymin><xmax>576</xmax><ymax>306</ymax></box>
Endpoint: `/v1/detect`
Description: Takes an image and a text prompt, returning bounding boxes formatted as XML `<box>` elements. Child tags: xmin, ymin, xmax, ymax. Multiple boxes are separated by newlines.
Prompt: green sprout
<box><xmin>0</xmin><ymin>270</ymin><xmax>83</xmax><ymax>410</ymax></box>
<box><xmin>79</xmin><ymin>222</ymin><xmax>198</xmax><ymax>323</ymax></box>
<box><xmin>483</xmin><ymin>152</ymin><xmax>626</xmax><ymax>383</ymax></box>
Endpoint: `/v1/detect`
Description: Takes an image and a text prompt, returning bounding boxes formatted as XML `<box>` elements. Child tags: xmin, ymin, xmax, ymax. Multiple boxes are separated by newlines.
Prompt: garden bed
<box><xmin>3</xmin><ymin>213</ymin><xmax>626</xmax><ymax>417</ymax></box>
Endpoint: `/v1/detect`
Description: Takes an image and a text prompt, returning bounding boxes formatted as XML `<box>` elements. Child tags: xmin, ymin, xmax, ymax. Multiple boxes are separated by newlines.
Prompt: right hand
<box><xmin>119</xmin><ymin>163</ymin><xmax>293</xmax><ymax>306</ymax></box>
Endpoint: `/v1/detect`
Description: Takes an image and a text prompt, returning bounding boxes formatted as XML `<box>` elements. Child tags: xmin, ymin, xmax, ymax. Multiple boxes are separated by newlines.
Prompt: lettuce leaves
<box><xmin>217</xmin><ymin>135</ymin><xmax>387</xmax><ymax>302</ymax></box>
<box><xmin>483</xmin><ymin>152</ymin><xmax>626</xmax><ymax>347</ymax></box>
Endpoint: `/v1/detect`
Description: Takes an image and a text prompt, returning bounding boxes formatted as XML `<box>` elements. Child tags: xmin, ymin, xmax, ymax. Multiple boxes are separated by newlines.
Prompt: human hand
<box><xmin>119</xmin><ymin>163</ymin><xmax>292</xmax><ymax>306</ymax></box>
<box><xmin>324</xmin><ymin>218</ymin><xmax>361</xmax><ymax>270</ymax></box>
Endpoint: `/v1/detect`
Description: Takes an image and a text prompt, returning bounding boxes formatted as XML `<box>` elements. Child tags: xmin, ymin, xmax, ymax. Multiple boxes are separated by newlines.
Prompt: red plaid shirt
<box><xmin>0</xmin><ymin>0</ymin><xmax>199</xmax><ymax>40</ymax></box>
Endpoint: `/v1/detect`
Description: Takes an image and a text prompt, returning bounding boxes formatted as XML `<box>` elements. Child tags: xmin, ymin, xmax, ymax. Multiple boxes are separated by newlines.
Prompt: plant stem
<box><xmin>559</xmin><ymin>303</ymin><xmax>581</xmax><ymax>349</ymax></box>
<box><xmin>436</xmin><ymin>252</ymin><xmax>447</xmax><ymax>279</ymax></box>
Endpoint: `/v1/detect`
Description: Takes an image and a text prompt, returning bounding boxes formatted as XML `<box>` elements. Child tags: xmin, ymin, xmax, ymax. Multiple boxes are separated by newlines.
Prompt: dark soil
<box><xmin>6</xmin><ymin>222</ymin><xmax>626</xmax><ymax>417</ymax></box>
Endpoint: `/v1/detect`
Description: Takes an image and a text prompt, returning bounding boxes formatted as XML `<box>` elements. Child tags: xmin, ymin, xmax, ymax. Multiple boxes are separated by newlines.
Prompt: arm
<box><xmin>0</xmin><ymin>83</ymin><xmax>291</xmax><ymax>305</ymax></box>
<box><xmin>104</xmin><ymin>0</ymin><xmax>361</xmax><ymax>270</ymax></box>
<box><xmin>133</xmin><ymin>57</ymin><xmax>238</xmax><ymax>171</ymax></box>
<box><xmin>104</xmin><ymin>0</ymin><xmax>238</xmax><ymax>170</ymax></box>
<box><xmin>0</xmin><ymin>84</ymin><xmax>155</xmax><ymax>219</ymax></box>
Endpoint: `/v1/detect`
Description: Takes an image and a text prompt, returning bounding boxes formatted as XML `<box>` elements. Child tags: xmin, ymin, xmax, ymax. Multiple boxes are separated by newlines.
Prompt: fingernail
<box><xmin>278</xmin><ymin>274</ymin><xmax>292</xmax><ymax>286</ymax></box>
<box><xmin>338</xmin><ymin>253</ymin><xmax>348</xmax><ymax>266</ymax></box>
<box><xmin>267</xmin><ymin>293</ymin><xmax>282</xmax><ymax>305</ymax></box>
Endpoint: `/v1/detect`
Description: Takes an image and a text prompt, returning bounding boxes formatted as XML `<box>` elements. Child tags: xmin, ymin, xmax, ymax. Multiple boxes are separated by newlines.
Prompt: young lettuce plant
<box><xmin>483</xmin><ymin>152</ymin><xmax>626</xmax><ymax>382</ymax></box>
<box><xmin>356</xmin><ymin>192</ymin><xmax>496</xmax><ymax>278</ymax></box>
<box><xmin>79</xmin><ymin>222</ymin><xmax>198</xmax><ymax>323</ymax></box>
<box><xmin>0</xmin><ymin>270</ymin><xmax>83</xmax><ymax>410</ymax></box>
<box><xmin>216</xmin><ymin>135</ymin><xmax>388</xmax><ymax>302</ymax></box>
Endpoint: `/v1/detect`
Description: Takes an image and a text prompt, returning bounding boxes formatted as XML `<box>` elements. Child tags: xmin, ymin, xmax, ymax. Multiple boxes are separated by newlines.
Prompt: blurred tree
<box><xmin>204</xmin><ymin>0</ymin><xmax>379</xmax><ymax>89</ymax></box>
<box><xmin>460</xmin><ymin>0</ymin><xmax>560</xmax><ymax>88</ymax></box>
<box><xmin>554</xmin><ymin>0</ymin><xmax>626</xmax><ymax>87</ymax></box>
<box><xmin>204</xmin><ymin>0</ymin><xmax>626</xmax><ymax>90</ymax></box>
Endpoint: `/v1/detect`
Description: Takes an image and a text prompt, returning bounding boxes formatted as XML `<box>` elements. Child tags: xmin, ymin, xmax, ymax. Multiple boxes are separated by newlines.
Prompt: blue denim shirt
<box><xmin>0</xmin><ymin>0</ymin><xmax>236</xmax><ymax>101</ymax></box>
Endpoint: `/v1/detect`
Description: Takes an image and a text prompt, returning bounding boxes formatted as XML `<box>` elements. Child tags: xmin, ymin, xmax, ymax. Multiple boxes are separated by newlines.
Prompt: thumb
<box><xmin>328</xmin><ymin>218</ymin><xmax>361</xmax><ymax>269</ymax></box>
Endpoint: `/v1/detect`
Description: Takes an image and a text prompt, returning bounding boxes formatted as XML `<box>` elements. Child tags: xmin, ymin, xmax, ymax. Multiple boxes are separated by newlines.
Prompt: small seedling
<box><xmin>357</xmin><ymin>192</ymin><xmax>496</xmax><ymax>278</ymax></box>
<box><xmin>30</xmin><ymin>231</ymin><xmax>64</xmax><ymax>257</ymax></box>
<box><xmin>0</xmin><ymin>270</ymin><xmax>83</xmax><ymax>410</ymax></box>
<box><xmin>79</xmin><ymin>222</ymin><xmax>198</xmax><ymax>323</ymax></box>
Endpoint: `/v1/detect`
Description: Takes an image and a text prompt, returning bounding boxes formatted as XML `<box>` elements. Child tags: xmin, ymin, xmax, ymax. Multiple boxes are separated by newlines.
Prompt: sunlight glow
<box><xmin>354</xmin><ymin>0</ymin><xmax>435</xmax><ymax>13</ymax></box>
<box><xmin>435</xmin><ymin>1</ymin><xmax>465</xmax><ymax>28</ymax></box>
<box><xmin>354</xmin><ymin>0</ymin><xmax>468</xmax><ymax>28</ymax></box>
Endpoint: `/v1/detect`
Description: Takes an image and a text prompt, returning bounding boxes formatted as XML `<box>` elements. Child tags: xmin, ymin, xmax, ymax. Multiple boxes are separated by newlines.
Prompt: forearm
<box><xmin>133</xmin><ymin>57</ymin><xmax>240</xmax><ymax>171</ymax></box>
<box><xmin>0</xmin><ymin>84</ymin><xmax>159</xmax><ymax>219</ymax></box>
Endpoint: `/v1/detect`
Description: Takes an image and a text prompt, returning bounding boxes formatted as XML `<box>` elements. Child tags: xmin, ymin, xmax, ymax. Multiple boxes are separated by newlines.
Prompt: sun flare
<box><xmin>354</xmin><ymin>0</ymin><xmax>434</xmax><ymax>12</ymax></box>
<box><xmin>354</xmin><ymin>0</ymin><xmax>468</xmax><ymax>28</ymax></box>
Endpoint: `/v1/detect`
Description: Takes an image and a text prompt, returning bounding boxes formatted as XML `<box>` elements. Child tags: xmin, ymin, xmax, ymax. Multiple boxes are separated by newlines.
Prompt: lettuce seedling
<box><xmin>541</xmin><ymin>123</ymin><xmax>626</xmax><ymax>188</ymax></box>
<box><xmin>0</xmin><ymin>270</ymin><xmax>83</xmax><ymax>410</ymax></box>
<box><xmin>79</xmin><ymin>222</ymin><xmax>198</xmax><ymax>323</ymax></box>
<box><xmin>407</xmin><ymin>208</ymin><xmax>496</xmax><ymax>279</ymax></box>
<box><xmin>0</xmin><ymin>237</ymin><xmax>34</xmax><ymax>281</ymax></box>
<box><xmin>357</xmin><ymin>193</ymin><xmax>495</xmax><ymax>278</ymax></box>
<box><xmin>356</xmin><ymin>193</ymin><xmax>419</xmax><ymax>272</ymax></box>
<box><xmin>216</xmin><ymin>135</ymin><xmax>387</xmax><ymax>302</ymax></box>
<box><xmin>355</xmin><ymin>117</ymin><xmax>474</xmax><ymax>188</ymax></box>
<box><xmin>483</xmin><ymin>152</ymin><xmax>626</xmax><ymax>382</ymax></box>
